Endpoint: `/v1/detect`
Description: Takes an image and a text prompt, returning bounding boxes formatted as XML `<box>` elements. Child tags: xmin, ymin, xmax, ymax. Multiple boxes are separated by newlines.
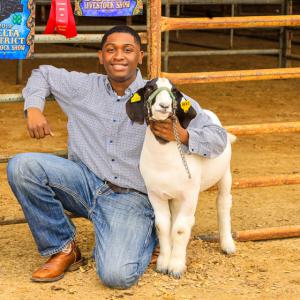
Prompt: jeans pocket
<box><xmin>90</xmin><ymin>182</ymin><xmax>111</xmax><ymax>216</ymax></box>
<box><xmin>95</xmin><ymin>183</ymin><xmax>111</xmax><ymax>196</ymax></box>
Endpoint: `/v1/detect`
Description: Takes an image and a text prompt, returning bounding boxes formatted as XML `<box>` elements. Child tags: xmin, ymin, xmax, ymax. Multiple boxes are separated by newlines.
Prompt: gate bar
<box><xmin>35</xmin><ymin>33</ymin><xmax>147</xmax><ymax>44</ymax></box>
<box><xmin>32</xmin><ymin>49</ymin><xmax>280</xmax><ymax>60</ymax></box>
<box><xmin>225</xmin><ymin>121</ymin><xmax>300</xmax><ymax>135</ymax></box>
<box><xmin>1</xmin><ymin>174</ymin><xmax>299</xmax><ymax>226</ymax></box>
<box><xmin>0</xmin><ymin>214</ymin><xmax>79</xmax><ymax>226</ymax></box>
<box><xmin>196</xmin><ymin>225</ymin><xmax>300</xmax><ymax>242</ymax></box>
<box><xmin>231</xmin><ymin>174</ymin><xmax>300</xmax><ymax>189</ymax></box>
<box><xmin>161</xmin><ymin>15</ymin><xmax>300</xmax><ymax>32</ymax></box>
<box><xmin>161</xmin><ymin>67</ymin><xmax>300</xmax><ymax>84</ymax></box>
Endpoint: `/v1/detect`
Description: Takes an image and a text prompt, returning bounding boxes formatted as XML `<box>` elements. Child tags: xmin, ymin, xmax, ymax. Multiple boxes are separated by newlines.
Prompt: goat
<box><xmin>126</xmin><ymin>78</ymin><xmax>236</xmax><ymax>278</ymax></box>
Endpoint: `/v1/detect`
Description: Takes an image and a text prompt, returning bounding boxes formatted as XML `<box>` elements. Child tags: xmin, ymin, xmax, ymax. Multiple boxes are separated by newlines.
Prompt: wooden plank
<box><xmin>161</xmin><ymin>67</ymin><xmax>300</xmax><ymax>84</ymax></box>
<box><xmin>225</xmin><ymin>122</ymin><xmax>300</xmax><ymax>135</ymax></box>
<box><xmin>197</xmin><ymin>225</ymin><xmax>300</xmax><ymax>242</ymax></box>
<box><xmin>231</xmin><ymin>174</ymin><xmax>300</xmax><ymax>189</ymax></box>
<box><xmin>161</xmin><ymin>15</ymin><xmax>300</xmax><ymax>32</ymax></box>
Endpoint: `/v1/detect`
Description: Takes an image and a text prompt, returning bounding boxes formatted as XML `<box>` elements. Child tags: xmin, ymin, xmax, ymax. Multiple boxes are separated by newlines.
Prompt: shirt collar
<box><xmin>103</xmin><ymin>69</ymin><xmax>145</xmax><ymax>98</ymax></box>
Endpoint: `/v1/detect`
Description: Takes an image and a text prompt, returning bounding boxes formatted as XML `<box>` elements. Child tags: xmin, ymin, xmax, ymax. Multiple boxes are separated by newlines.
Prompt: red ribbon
<box><xmin>44</xmin><ymin>0</ymin><xmax>77</xmax><ymax>38</ymax></box>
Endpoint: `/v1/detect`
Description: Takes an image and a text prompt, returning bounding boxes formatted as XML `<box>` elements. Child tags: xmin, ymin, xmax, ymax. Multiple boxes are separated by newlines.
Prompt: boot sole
<box><xmin>31</xmin><ymin>257</ymin><xmax>85</xmax><ymax>283</ymax></box>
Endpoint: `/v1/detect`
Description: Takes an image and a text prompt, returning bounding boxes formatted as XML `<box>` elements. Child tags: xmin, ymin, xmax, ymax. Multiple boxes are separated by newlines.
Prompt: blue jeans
<box><xmin>7</xmin><ymin>153</ymin><xmax>157</xmax><ymax>289</ymax></box>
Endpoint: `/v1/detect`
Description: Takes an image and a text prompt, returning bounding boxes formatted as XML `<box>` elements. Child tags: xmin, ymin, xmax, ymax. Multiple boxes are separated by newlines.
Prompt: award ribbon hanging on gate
<box><xmin>44</xmin><ymin>0</ymin><xmax>77</xmax><ymax>38</ymax></box>
<box><xmin>74</xmin><ymin>0</ymin><xmax>143</xmax><ymax>17</ymax></box>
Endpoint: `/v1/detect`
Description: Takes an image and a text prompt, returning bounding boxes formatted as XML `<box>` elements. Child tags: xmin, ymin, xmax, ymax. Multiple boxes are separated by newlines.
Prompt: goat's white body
<box><xmin>140</xmin><ymin>110</ymin><xmax>236</xmax><ymax>277</ymax></box>
<box><xmin>141</xmin><ymin>128</ymin><xmax>231</xmax><ymax>197</ymax></box>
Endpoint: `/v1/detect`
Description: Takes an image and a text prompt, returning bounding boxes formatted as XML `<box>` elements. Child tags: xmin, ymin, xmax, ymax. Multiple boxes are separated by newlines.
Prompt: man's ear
<box><xmin>138</xmin><ymin>51</ymin><xmax>144</xmax><ymax>65</ymax></box>
<box><xmin>126</xmin><ymin>88</ymin><xmax>146</xmax><ymax>125</ymax></box>
<box><xmin>98</xmin><ymin>51</ymin><xmax>103</xmax><ymax>65</ymax></box>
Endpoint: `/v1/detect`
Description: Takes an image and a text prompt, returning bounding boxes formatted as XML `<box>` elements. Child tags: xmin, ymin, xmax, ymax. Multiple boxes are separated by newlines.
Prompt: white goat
<box><xmin>126</xmin><ymin>78</ymin><xmax>236</xmax><ymax>278</ymax></box>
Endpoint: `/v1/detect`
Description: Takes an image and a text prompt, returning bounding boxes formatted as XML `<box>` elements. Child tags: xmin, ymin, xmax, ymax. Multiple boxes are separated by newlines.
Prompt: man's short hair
<box><xmin>100</xmin><ymin>25</ymin><xmax>141</xmax><ymax>49</ymax></box>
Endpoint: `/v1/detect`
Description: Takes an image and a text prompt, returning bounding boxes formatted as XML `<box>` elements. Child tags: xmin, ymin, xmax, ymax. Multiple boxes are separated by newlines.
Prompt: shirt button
<box><xmin>191</xmin><ymin>148</ymin><xmax>194</xmax><ymax>152</ymax></box>
<box><xmin>110</xmin><ymin>140</ymin><xmax>113</xmax><ymax>143</ymax></box>
<box><xmin>111</xmin><ymin>159</ymin><xmax>115</xmax><ymax>162</ymax></box>
<box><xmin>113</xmin><ymin>119</ymin><xmax>116</xmax><ymax>122</ymax></box>
<box><xmin>117</xmin><ymin>99</ymin><xmax>120</xmax><ymax>102</ymax></box>
<box><xmin>203</xmin><ymin>153</ymin><xmax>207</xmax><ymax>156</ymax></box>
<box><xmin>114</xmin><ymin>176</ymin><xmax>118</xmax><ymax>179</ymax></box>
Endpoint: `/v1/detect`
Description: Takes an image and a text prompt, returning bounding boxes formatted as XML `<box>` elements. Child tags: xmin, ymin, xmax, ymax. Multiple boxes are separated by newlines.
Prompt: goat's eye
<box><xmin>145</xmin><ymin>87</ymin><xmax>153</xmax><ymax>95</ymax></box>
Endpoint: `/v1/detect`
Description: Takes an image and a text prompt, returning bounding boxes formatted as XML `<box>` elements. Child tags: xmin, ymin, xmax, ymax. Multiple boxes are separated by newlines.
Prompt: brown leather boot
<box><xmin>31</xmin><ymin>241</ymin><xmax>84</xmax><ymax>282</ymax></box>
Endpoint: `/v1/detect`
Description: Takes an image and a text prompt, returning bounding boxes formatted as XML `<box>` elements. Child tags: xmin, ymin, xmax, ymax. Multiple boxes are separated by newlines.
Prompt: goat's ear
<box><xmin>126</xmin><ymin>88</ymin><xmax>146</xmax><ymax>125</ymax></box>
<box><xmin>177</xmin><ymin>97</ymin><xmax>197</xmax><ymax>129</ymax></box>
<box><xmin>171</xmin><ymin>86</ymin><xmax>197</xmax><ymax>129</ymax></box>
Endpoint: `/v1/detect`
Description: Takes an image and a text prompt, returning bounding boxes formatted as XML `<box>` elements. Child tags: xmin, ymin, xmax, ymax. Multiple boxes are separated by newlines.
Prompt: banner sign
<box><xmin>0</xmin><ymin>0</ymin><xmax>35</xmax><ymax>59</ymax></box>
<box><xmin>44</xmin><ymin>0</ymin><xmax>77</xmax><ymax>38</ymax></box>
<box><xmin>74</xmin><ymin>0</ymin><xmax>143</xmax><ymax>17</ymax></box>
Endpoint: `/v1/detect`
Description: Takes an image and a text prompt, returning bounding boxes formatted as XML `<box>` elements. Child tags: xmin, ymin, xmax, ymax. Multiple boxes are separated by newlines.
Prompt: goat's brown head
<box><xmin>126</xmin><ymin>78</ymin><xmax>197</xmax><ymax>128</ymax></box>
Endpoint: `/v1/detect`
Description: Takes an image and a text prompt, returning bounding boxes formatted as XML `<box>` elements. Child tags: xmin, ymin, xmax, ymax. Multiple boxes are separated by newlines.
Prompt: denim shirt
<box><xmin>22</xmin><ymin>66</ymin><xmax>227</xmax><ymax>193</ymax></box>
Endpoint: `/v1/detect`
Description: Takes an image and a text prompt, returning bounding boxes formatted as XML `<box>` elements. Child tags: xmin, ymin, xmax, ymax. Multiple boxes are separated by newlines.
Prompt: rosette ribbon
<box><xmin>44</xmin><ymin>0</ymin><xmax>77</xmax><ymax>38</ymax></box>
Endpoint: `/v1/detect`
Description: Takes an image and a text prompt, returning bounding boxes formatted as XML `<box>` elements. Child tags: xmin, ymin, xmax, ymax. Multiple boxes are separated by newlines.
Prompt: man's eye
<box><xmin>107</xmin><ymin>48</ymin><xmax>114</xmax><ymax>53</ymax></box>
<box><xmin>125</xmin><ymin>48</ymin><xmax>133</xmax><ymax>53</ymax></box>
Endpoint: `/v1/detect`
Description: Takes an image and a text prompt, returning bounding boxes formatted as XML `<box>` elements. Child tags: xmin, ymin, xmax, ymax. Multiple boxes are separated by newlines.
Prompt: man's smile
<box><xmin>111</xmin><ymin>64</ymin><xmax>128</xmax><ymax>71</ymax></box>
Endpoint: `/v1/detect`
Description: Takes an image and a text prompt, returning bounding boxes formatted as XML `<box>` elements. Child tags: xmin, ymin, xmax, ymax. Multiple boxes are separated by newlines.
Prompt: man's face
<box><xmin>98</xmin><ymin>32</ymin><xmax>144</xmax><ymax>84</ymax></box>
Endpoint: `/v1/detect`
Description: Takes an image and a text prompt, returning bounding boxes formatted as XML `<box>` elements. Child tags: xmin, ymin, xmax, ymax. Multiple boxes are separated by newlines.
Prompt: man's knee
<box><xmin>96</xmin><ymin>262</ymin><xmax>140</xmax><ymax>289</ymax></box>
<box><xmin>7</xmin><ymin>153</ymin><xmax>43</xmax><ymax>189</ymax></box>
<box><xmin>7</xmin><ymin>154</ymin><xmax>27</xmax><ymax>186</ymax></box>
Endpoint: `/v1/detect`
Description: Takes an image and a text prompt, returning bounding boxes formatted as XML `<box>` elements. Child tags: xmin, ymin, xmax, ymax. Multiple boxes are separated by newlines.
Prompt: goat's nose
<box><xmin>159</xmin><ymin>103</ymin><xmax>170</xmax><ymax>109</ymax></box>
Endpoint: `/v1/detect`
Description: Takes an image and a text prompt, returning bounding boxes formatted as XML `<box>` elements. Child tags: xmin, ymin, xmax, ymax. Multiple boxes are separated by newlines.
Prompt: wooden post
<box><xmin>163</xmin><ymin>0</ymin><xmax>170</xmax><ymax>72</ymax></box>
<box><xmin>147</xmin><ymin>0</ymin><xmax>161</xmax><ymax>79</ymax></box>
<box><xmin>230</xmin><ymin>4</ymin><xmax>235</xmax><ymax>49</ymax></box>
<box><xmin>285</xmin><ymin>0</ymin><xmax>293</xmax><ymax>67</ymax></box>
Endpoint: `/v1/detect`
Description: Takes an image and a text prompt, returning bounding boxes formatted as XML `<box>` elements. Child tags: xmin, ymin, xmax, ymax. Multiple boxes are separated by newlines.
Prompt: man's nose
<box><xmin>114</xmin><ymin>50</ymin><xmax>124</xmax><ymax>59</ymax></box>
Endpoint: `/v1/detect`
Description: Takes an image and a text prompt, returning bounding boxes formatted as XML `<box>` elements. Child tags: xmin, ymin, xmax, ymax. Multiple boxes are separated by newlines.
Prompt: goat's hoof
<box><xmin>168</xmin><ymin>270</ymin><xmax>183</xmax><ymax>279</ymax></box>
<box><xmin>155</xmin><ymin>267</ymin><xmax>168</xmax><ymax>275</ymax></box>
<box><xmin>167</xmin><ymin>260</ymin><xmax>186</xmax><ymax>279</ymax></box>
<box><xmin>221</xmin><ymin>239</ymin><xmax>236</xmax><ymax>255</ymax></box>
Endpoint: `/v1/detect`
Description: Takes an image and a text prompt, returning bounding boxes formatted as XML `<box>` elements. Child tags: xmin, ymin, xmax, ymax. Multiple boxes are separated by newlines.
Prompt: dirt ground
<box><xmin>0</xmin><ymin>28</ymin><xmax>300</xmax><ymax>300</ymax></box>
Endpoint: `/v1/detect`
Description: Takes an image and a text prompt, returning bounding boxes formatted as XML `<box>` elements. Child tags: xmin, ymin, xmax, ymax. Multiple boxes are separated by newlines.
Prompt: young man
<box><xmin>7</xmin><ymin>25</ymin><xmax>227</xmax><ymax>289</ymax></box>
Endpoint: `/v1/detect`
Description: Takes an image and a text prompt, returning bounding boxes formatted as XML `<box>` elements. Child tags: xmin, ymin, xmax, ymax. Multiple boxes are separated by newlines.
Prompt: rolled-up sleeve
<box><xmin>186</xmin><ymin>98</ymin><xmax>228</xmax><ymax>158</ymax></box>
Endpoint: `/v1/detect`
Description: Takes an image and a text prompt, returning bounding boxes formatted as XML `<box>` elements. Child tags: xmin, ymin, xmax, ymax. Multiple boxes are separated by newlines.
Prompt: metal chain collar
<box><xmin>172</xmin><ymin>117</ymin><xmax>192</xmax><ymax>179</ymax></box>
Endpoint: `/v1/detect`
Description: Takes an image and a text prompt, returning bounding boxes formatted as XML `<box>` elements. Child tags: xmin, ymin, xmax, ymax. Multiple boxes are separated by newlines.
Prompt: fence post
<box><xmin>164</xmin><ymin>0</ymin><xmax>170</xmax><ymax>72</ymax></box>
<box><xmin>147</xmin><ymin>0</ymin><xmax>161</xmax><ymax>79</ymax></box>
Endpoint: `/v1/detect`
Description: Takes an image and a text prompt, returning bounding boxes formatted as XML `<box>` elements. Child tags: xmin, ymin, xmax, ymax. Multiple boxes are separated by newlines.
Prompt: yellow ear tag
<box><xmin>180</xmin><ymin>98</ymin><xmax>191</xmax><ymax>113</ymax></box>
<box><xmin>131</xmin><ymin>93</ymin><xmax>141</xmax><ymax>103</ymax></box>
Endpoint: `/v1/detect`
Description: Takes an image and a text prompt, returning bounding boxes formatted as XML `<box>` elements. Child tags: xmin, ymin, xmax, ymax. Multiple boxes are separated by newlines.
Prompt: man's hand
<box><xmin>27</xmin><ymin>107</ymin><xmax>54</xmax><ymax>139</ymax></box>
<box><xmin>149</xmin><ymin>117</ymin><xmax>189</xmax><ymax>145</ymax></box>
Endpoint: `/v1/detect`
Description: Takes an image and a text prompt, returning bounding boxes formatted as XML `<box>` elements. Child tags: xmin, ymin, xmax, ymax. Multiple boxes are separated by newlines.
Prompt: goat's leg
<box><xmin>168</xmin><ymin>196</ymin><xmax>198</xmax><ymax>278</ymax></box>
<box><xmin>149</xmin><ymin>195</ymin><xmax>172</xmax><ymax>274</ymax></box>
<box><xmin>216</xmin><ymin>167</ymin><xmax>236</xmax><ymax>254</ymax></box>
